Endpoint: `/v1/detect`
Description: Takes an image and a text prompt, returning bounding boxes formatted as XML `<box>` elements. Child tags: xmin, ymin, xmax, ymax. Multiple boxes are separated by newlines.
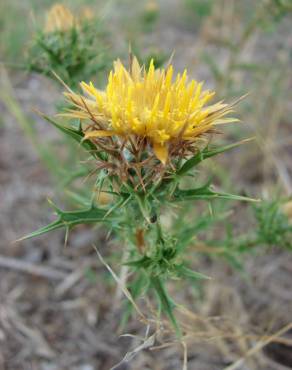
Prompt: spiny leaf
<box><xmin>18</xmin><ymin>205</ymin><xmax>108</xmax><ymax>241</ymax></box>
<box><xmin>150</xmin><ymin>275</ymin><xmax>181</xmax><ymax>337</ymax></box>
<box><xmin>176</xmin><ymin>210</ymin><xmax>232</xmax><ymax>253</ymax></box>
<box><xmin>177</xmin><ymin>138</ymin><xmax>254</xmax><ymax>177</ymax></box>
<box><xmin>36</xmin><ymin>112</ymin><xmax>99</xmax><ymax>158</ymax></box>
<box><xmin>175</xmin><ymin>265</ymin><xmax>210</xmax><ymax>280</ymax></box>
<box><xmin>173</xmin><ymin>183</ymin><xmax>259</xmax><ymax>203</ymax></box>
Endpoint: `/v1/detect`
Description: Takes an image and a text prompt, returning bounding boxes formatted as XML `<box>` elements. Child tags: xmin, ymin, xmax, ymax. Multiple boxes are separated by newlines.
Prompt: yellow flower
<box><xmin>64</xmin><ymin>57</ymin><xmax>238</xmax><ymax>164</ymax></box>
<box><xmin>145</xmin><ymin>0</ymin><xmax>159</xmax><ymax>12</ymax></box>
<box><xmin>80</xmin><ymin>6</ymin><xmax>94</xmax><ymax>21</ymax></box>
<box><xmin>45</xmin><ymin>4</ymin><xmax>77</xmax><ymax>33</ymax></box>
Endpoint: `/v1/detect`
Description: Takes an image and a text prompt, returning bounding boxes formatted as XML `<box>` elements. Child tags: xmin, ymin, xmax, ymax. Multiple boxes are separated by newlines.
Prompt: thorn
<box><xmin>51</xmin><ymin>70</ymin><xmax>74</xmax><ymax>93</ymax></box>
<box><xmin>165</xmin><ymin>50</ymin><xmax>175</xmax><ymax>69</ymax></box>
<box><xmin>64</xmin><ymin>227</ymin><xmax>69</xmax><ymax>247</ymax></box>
<box><xmin>47</xmin><ymin>198</ymin><xmax>61</xmax><ymax>214</ymax></box>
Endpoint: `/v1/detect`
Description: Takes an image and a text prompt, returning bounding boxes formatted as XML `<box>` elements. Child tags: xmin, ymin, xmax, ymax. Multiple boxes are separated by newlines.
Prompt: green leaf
<box><xmin>173</xmin><ymin>183</ymin><xmax>259</xmax><ymax>203</ymax></box>
<box><xmin>38</xmin><ymin>113</ymin><xmax>100</xmax><ymax>158</ymax></box>
<box><xmin>18</xmin><ymin>204</ymin><xmax>108</xmax><ymax>241</ymax></box>
<box><xmin>125</xmin><ymin>256</ymin><xmax>152</xmax><ymax>268</ymax></box>
<box><xmin>176</xmin><ymin>210</ymin><xmax>231</xmax><ymax>253</ymax></box>
<box><xmin>120</xmin><ymin>271</ymin><xmax>150</xmax><ymax>330</ymax></box>
<box><xmin>150</xmin><ymin>275</ymin><xmax>181</xmax><ymax>337</ymax></box>
<box><xmin>175</xmin><ymin>265</ymin><xmax>210</xmax><ymax>280</ymax></box>
<box><xmin>177</xmin><ymin>139</ymin><xmax>253</xmax><ymax>177</ymax></box>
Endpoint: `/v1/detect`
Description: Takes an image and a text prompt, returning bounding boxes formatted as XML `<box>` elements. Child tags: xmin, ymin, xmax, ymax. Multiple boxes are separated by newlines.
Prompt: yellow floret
<box><xmin>64</xmin><ymin>57</ymin><xmax>238</xmax><ymax>163</ymax></box>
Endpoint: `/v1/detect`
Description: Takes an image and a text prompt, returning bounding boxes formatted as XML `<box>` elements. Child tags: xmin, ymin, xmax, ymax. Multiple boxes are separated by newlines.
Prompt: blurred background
<box><xmin>0</xmin><ymin>0</ymin><xmax>292</xmax><ymax>369</ymax></box>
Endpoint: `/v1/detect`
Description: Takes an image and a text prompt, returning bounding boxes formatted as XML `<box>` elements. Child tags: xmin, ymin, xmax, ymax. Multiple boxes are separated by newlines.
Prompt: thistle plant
<box><xmin>26</xmin><ymin>4</ymin><xmax>112</xmax><ymax>87</ymax></box>
<box><xmin>22</xmin><ymin>56</ymin><xmax>257</xmax><ymax>336</ymax></box>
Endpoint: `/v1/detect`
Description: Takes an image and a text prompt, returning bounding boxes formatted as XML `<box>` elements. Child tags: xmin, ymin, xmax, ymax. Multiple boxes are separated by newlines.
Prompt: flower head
<box><xmin>45</xmin><ymin>4</ymin><xmax>77</xmax><ymax>33</ymax></box>
<box><xmin>145</xmin><ymin>0</ymin><xmax>159</xmax><ymax>12</ymax></box>
<box><xmin>80</xmin><ymin>6</ymin><xmax>94</xmax><ymax>21</ymax></box>
<box><xmin>64</xmin><ymin>57</ymin><xmax>237</xmax><ymax>164</ymax></box>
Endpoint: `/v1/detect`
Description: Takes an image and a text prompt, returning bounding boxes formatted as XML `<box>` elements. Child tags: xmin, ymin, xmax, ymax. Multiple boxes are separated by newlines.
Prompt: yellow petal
<box><xmin>153</xmin><ymin>142</ymin><xmax>168</xmax><ymax>164</ymax></box>
<box><xmin>62</xmin><ymin>55</ymin><xmax>238</xmax><ymax>151</ymax></box>
<box><xmin>84</xmin><ymin>130</ymin><xmax>116</xmax><ymax>139</ymax></box>
<box><xmin>131</xmin><ymin>57</ymin><xmax>141</xmax><ymax>81</ymax></box>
